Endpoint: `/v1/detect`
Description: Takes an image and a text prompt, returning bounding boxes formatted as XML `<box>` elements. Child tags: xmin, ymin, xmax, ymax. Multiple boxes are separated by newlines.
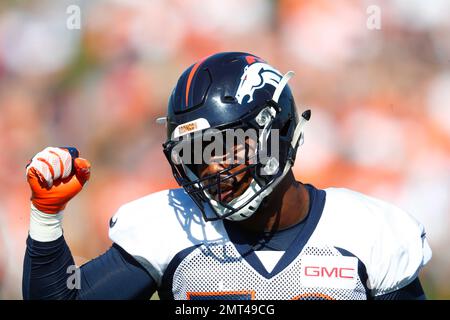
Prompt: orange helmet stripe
<box><xmin>185</xmin><ymin>58</ymin><xmax>206</xmax><ymax>108</ymax></box>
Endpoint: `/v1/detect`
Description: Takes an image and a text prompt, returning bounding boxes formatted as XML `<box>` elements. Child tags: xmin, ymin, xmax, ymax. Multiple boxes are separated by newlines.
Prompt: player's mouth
<box><xmin>200</xmin><ymin>166</ymin><xmax>253</xmax><ymax>204</ymax></box>
<box><xmin>217</xmin><ymin>186</ymin><xmax>234</xmax><ymax>202</ymax></box>
<box><xmin>209</xmin><ymin>178</ymin><xmax>237</xmax><ymax>203</ymax></box>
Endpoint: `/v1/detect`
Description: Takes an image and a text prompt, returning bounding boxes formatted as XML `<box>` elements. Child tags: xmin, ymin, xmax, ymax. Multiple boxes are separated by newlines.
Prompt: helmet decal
<box><xmin>235</xmin><ymin>62</ymin><xmax>282</xmax><ymax>104</ymax></box>
<box><xmin>172</xmin><ymin>118</ymin><xmax>211</xmax><ymax>139</ymax></box>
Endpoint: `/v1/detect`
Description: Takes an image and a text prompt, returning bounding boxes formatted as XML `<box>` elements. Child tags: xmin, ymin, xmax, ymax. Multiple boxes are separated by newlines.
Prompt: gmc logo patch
<box><xmin>304</xmin><ymin>266</ymin><xmax>355</xmax><ymax>279</ymax></box>
<box><xmin>300</xmin><ymin>255</ymin><xmax>358</xmax><ymax>289</ymax></box>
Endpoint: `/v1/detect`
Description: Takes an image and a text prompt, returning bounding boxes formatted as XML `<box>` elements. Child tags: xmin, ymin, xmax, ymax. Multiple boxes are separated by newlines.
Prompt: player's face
<box><xmin>193</xmin><ymin>137</ymin><xmax>255</xmax><ymax>203</ymax></box>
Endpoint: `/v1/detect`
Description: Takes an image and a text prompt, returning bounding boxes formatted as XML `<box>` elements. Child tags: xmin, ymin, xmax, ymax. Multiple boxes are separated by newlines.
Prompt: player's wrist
<box><xmin>31</xmin><ymin>198</ymin><xmax>68</xmax><ymax>215</ymax></box>
<box><xmin>29</xmin><ymin>203</ymin><xmax>64</xmax><ymax>242</ymax></box>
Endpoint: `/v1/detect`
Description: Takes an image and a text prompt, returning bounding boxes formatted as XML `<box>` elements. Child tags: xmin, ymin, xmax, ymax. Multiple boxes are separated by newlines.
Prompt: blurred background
<box><xmin>0</xmin><ymin>0</ymin><xmax>449</xmax><ymax>299</ymax></box>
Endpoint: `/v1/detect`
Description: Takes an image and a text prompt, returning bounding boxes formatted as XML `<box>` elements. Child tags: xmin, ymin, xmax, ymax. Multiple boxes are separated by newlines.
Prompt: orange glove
<box><xmin>26</xmin><ymin>147</ymin><xmax>91</xmax><ymax>214</ymax></box>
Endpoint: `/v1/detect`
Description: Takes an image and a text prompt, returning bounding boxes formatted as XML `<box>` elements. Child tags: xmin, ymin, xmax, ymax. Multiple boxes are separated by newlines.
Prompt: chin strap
<box><xmin>291</xmin><ymin>109</ymin><xmax>311</xmax><ymax>149</ymax></box>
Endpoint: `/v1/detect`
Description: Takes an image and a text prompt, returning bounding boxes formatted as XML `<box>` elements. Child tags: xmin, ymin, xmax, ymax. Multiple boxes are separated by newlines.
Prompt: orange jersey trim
<box><xmin>291</xmin><ymin>292</ymin><xmax>335</xmax><ymax>300</ymax></box>
<box><xmin>186</xmin><ymin>290</ymin><xmax>255</xmax><ymax>300</ymax></box>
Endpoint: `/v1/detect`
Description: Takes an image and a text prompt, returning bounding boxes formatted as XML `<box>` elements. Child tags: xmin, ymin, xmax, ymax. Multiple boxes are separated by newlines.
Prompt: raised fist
<box><xmin>26</xmin><ymin>147</ymin><xmax>91</xmax><ymax>214</ymax></box>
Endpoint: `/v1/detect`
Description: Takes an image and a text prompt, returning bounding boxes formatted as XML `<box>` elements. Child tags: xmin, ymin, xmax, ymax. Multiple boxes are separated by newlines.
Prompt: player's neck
<box><xmin>234</xmin><ymin>170</ymin><xmax>310</xmax><ymax>234</ymax></box>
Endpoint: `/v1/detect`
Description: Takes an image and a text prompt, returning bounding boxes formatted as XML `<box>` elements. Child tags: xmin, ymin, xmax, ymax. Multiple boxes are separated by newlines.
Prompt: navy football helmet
<box><xmin>160</xmin><ymin>52</ymin><xmax>310</xmax><ymax>221</ymax></box>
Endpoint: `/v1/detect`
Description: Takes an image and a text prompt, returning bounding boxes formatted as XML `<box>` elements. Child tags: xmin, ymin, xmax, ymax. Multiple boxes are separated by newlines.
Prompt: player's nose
<box><xmin>200</xmin><ymin>162</ymin><xmax>227</xmax><ymax>179</ymax></box>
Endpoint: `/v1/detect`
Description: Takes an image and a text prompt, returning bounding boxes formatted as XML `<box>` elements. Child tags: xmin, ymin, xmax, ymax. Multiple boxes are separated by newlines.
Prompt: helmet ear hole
<box><xmin>222</xmin><ymin>96</ymin><xmax>238</xmax><ymax>104</ymax></box>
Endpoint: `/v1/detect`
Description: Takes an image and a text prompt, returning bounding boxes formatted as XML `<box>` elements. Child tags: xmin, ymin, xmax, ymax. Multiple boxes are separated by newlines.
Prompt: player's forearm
<box><xmin>23</xmin><ymin>234</ymin><xmax>78</xmax><ymax>300</ymax></box>
<box><xmin>22</xmin><ymin>204</ymin><xmax>79</xmax><ymax>300</ymax></box>
<box><xmin>23</xmin><ymin>205</ymin><xmax>157</xmax><ymax>300</ymax></box>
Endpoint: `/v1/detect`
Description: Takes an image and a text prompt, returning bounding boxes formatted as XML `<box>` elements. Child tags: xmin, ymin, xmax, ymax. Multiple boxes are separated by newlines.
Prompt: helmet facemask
<box><xmin>163</xmin><ymin>102</ymin><xmax>280</xmax><ymax>220</ymax></box>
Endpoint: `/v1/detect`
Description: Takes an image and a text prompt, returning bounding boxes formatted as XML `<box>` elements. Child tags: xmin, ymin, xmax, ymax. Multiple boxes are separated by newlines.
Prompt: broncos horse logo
<box><xmin>235</xmin><ymin>62</ymin><xmax>282</xmax><ymax>104</ymax></box>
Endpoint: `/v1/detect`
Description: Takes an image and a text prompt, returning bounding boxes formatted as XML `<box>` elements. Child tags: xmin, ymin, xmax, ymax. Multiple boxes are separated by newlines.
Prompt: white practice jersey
<box><xmin>109</xmin><ymin>185</ymin><xmax>431</xmax><ymax>300</ymax></box>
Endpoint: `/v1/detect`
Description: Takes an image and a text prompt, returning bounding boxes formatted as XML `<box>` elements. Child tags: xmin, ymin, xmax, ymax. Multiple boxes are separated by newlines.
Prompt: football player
<box><xmin>23</xmin><ymin>52</ymin><xmax>431</xmax><ymax>300</ymax></box>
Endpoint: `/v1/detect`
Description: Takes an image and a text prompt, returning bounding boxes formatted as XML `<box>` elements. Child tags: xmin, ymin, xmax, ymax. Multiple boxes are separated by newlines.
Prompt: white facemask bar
<box><xmin>273</xmin><ymin>70</ymin><xmax>309</xmax><ymax>150</ymax></box>
<box><xmin>291</xmin><ymin>111</ymin><xmax>309</xmax><ymax>149</ymax></box>
<box><xmin>272</xmin><ymin>71</ymin><xmax>295</xmax><ymax>103</ymax></box>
